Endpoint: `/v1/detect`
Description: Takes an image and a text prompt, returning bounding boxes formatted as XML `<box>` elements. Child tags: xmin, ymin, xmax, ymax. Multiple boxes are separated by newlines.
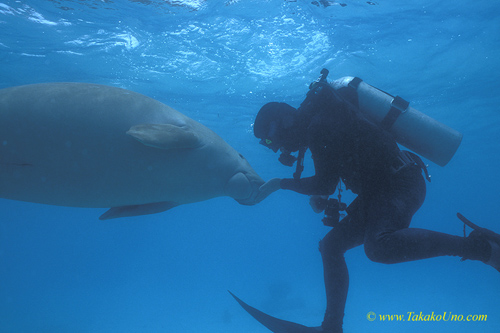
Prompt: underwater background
<box><xmin>0</xmin><ymin>0</ymin><xmax>499</xmax><ymax>332</ymax></box>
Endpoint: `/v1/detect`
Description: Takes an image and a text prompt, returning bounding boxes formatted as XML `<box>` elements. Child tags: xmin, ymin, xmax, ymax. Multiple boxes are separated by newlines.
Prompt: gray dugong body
<box><xmin>0</xmin><ymin>83</ymin><xmax>265</xmax><ymax>219</ymax></box>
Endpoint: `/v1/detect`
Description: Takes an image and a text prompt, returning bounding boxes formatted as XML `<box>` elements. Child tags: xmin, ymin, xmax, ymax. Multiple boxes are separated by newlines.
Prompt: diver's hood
<box><xmin>254</xmin><ymin>102</ymin><xmax>301</xmax><ymax>152</ymax></box>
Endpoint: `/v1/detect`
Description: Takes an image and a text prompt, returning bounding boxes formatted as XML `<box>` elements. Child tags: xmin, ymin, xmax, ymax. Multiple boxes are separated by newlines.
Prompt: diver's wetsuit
<box><xmin>278</xmin><ymin>98</ymin><xmax>487</xmax><ymax>332</ymax></box>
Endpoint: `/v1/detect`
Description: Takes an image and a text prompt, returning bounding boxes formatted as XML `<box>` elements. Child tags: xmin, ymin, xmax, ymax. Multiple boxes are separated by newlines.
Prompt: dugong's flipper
<box><xmin>100</xmin><ymin>201</ymin><xmax>179</xmax><ymax>220</ymax></box>
<box><xmin>126</xmin><ymin>124</ymin><xmax>202</xmax><ymax>149</ymax></box>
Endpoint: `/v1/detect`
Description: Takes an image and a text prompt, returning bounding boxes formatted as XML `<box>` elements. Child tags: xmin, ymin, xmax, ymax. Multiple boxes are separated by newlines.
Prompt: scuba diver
<box><xmin>251</xmin><ymin>69</ymin><xmax>500</xmax><ymax>333</ymax></box>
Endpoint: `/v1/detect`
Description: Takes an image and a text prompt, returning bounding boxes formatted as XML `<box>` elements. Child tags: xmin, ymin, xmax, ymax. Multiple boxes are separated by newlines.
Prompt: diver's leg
<box><xmin>319</xmin><ymin>205</ymin><xmax>365</xmax><ymax>333</ymax></box>
<box><xmin>363</xmin><ymin>168</ymin><xmax>491</xmax><ymax>264</ymax></box>
<box><xmin>364</xmin><ymin>224</ymin><xmax>491</xmax><ymax>263</ymax></box>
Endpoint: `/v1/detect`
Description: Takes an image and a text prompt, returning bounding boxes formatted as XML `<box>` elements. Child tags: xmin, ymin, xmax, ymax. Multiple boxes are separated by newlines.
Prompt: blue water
<box><xmin>1</xmin><ymin>0</ymin><xmax>499</xmax><ymax>332</ymax></box>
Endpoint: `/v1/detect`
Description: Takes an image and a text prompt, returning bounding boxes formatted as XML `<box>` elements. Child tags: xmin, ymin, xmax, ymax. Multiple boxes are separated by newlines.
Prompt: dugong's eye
<box><xmin>239</xmin><ymin>154</ymin><xmax>246</xmax><ymax>161</ymax></box>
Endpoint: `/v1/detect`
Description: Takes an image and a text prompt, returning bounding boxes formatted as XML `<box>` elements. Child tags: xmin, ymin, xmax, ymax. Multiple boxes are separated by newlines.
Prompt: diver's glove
<box><xmin>309</xmin><ymin>195</ymin><xmax>329</xmax><ymax>213</ymax></box>
<box><xmin>254</xmin><ymin>178</ymin><xmax>282</xmax><ymax>203</ymax></box>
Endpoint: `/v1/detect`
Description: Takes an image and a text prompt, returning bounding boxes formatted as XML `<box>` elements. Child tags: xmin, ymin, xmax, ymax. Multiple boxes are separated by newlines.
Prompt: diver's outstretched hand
<box><xmin>254</xmin><ymin>178</ymin><xmax>282</xmax><ymax>203</ymax></box>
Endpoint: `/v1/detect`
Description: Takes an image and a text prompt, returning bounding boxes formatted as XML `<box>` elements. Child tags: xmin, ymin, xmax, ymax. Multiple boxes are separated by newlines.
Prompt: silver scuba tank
<box><xmin>330</xmin><ymin>76</ymin><xmax>463</xmax><ymax>167</ymax></box>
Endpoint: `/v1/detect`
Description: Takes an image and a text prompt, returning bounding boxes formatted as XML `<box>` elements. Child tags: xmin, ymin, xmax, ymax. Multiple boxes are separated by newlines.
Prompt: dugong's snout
<box><xmin>225</xmin><ymin>171</ymin><xmax>265</xmax><ymax>206</ymax></box>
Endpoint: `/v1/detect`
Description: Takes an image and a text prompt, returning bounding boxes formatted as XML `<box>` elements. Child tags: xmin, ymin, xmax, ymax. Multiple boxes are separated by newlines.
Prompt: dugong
<box><xmin>0</xmin><ymin>83</ymin><xmax>266</xmax><ymax>219</ymax></box>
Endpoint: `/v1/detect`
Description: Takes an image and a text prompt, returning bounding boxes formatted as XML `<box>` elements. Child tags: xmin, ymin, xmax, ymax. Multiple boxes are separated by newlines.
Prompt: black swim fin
<box><xmin>228</xmin><ymin>291</ymin><xmax>322</xmax><ymax>333</ymax></box>
<box><xmin>458</xmin><ymin>213</ymin><xmax>500</xmax><ymax>273</ymax></box>
<box><xmin>457</xmin><ymin>213</ymin><xmax>500</xmax><ymax>244</ymax></box>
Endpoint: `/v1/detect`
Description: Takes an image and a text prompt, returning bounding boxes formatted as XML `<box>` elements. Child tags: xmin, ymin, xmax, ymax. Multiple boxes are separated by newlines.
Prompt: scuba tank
<box><xmin>330</xmin><ymin>76</ymin><xmax>463</xmax><ymax>167</ymax></box>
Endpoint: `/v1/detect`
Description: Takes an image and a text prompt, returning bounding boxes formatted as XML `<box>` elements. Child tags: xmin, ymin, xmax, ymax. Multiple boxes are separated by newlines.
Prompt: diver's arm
<box><xmin>280</xmin><ymin>131</ymin><xmax>340</xmax><ymax>195</ymax></box>
<box><xmin>280</xmin><ymin>175</ymin><xmax>338</xmax><ymax>195</ymax></box>
<box><xmin>280</xmin><ymin>153</ymin><xmax>339</xmax><ymax>195</ymax></box>
<box><xmin>253</xmin><ymin>178</ymin><xmax>282</xmax><ymax>203</ymax></box>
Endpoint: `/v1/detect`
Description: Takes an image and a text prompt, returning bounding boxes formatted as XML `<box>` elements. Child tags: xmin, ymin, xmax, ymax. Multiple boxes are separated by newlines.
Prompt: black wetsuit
<box><xmin>278</xmin><ymin>94</ymin><xmax>482</xmax><ymax>332</ymax></box>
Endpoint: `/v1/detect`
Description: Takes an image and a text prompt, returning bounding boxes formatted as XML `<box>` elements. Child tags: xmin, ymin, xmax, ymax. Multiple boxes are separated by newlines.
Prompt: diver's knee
<box><xmin>319</xmin><ymin>236</ymin><xmax>346</xmax><ymax>257</ymax></box>
<box><xmin>319</xmin><ymin>237</ymin><xmax>328</xmax><ymax>254</ymax></box>
<box><xmin>364</xmin><ymin>239</ymin><xmax>390</xmax><ymax>263</ymax></box>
